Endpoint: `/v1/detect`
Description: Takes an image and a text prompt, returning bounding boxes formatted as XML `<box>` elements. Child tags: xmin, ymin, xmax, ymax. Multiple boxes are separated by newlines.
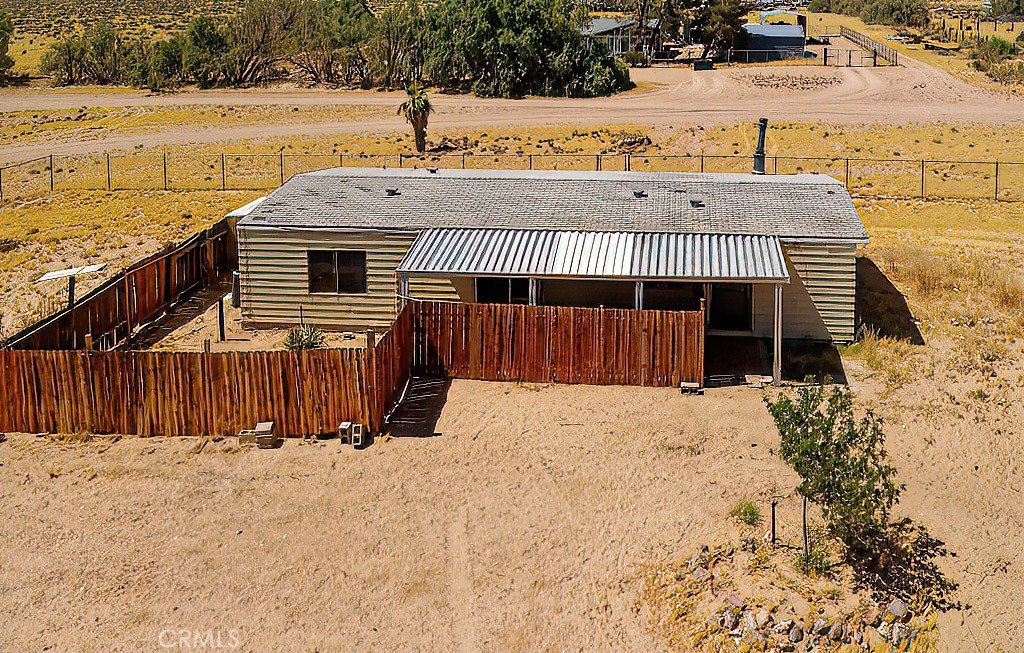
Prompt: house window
<box><xmin>307</xmin><ymin>250</ymin><xmax>367</xmax><ymax>294</ymax></box>
<box><xmin>475</xmin><ymin>277</ymin><xmax>530</xmax><ymax>304</ymax></box>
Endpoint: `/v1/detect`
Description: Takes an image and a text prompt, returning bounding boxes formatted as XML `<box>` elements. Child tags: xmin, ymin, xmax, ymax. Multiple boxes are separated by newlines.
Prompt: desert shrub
<box><xmin>973</xmin><ymin>36</ymin><xmax>1019</xmax><ymax>73</ymax></box>
<box><xmin>859</xmin><ymin>0</ymin><xmax>930</xmax><ymax>27</ymax></box>
<box><xmin>842</xmin><ymin>329</ymin><xmax>918</xmax><ymax>386</ymax></box>
<box><xmin>794</xmin><ymin>527</ymin><xmax>833</xmax><ymax>576</ymax></box>
<box><xmin>730</xmin><ymin>498</ymin><xmax>761</xmax><ymax>526</ymax></box>
<box><xmin>986</xmin><ymin>59</ymin><xmax>1024</xmax><ymax>85</ymax></box>
<box><xmin>620</xmin><ymin>49</ymin><xmax>648</xmax><ymax>67</ymax></box>
<box><xmin>811</xmin><ymin>0</ymin><xmax>929</xmax><ymax>27</ymax></box>
<box><xmin>283</xmin><ymin>323</ymin><xmax>325</xmax><ymax>350</ymax></box>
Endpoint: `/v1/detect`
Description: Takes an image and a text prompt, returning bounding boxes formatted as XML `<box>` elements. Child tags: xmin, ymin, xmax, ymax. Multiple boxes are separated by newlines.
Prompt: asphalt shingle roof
<box><xmin>239</xmin><ymin>167</ymin><xmax>868</xmax><ymax>242</ymax></box>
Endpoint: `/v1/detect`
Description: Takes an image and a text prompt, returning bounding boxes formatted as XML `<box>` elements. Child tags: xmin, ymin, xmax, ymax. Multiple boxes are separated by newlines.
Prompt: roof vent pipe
<box><xmin>752</xmin><ymin>117</ymin><xmax>768</xmax><ymax>175</ymax></box>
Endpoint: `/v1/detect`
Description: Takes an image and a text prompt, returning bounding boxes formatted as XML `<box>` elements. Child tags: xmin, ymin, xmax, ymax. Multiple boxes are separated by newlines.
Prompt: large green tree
<box><xmin>0</xmin><ymin>10</ymin><xmax>15</xmax><ymax>84</ymax></box>
<box><xmin>425</xmin><ymin>0</ymin><xmax>630</xmax><ymax>98</ymax></box>
<box><xmin>697</xmin><ymin>0</ymin><xmax>750</xmax><ymax>59</ymax></box>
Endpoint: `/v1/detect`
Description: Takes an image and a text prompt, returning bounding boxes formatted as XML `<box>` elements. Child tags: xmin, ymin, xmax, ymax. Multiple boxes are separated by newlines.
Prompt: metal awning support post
<box><xmin>398</xmin><ymin>273</ymin><xmax>409</xmax><ymax>310</ymax></box>
<box><xmin>773</xmin><ymin>283</ymin><xmax>783</xmax><ymax>385</ymax></box>
<box><xmin>528</xmin><ymin>278</ymin><xmax>539</xmax><ymax>306</ymax></box>
<box><xmin>634</xmin><ymin>281</ymin><xmax>644</xmax><ymax>310</ymax></box>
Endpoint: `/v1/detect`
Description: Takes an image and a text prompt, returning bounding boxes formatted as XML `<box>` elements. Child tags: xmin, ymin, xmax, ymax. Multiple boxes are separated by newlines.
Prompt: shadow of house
<box><xmin>128</xmin><ymin>285</ymin><xmax>229</xmax><ymax>350</ymax></box>
<box><xmin>857</xmin><ymin>257</ymin><xmax>925</xmax><ymax>345</ymax></box>
<box><xmin>704</xmin><ymin>336</ymin><xmax>847</xmax><ymax>385</ymax></box>
<box><xmin>384</xmin><ymin>376</ymin><xmax>451</xmax><ymax>438</ymax></box>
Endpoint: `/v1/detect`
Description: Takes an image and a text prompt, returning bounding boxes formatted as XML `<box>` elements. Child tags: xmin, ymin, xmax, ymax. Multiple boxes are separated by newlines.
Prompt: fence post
<box><xmin>773</xmin><ymin>156</ymin><xmax>778</xmax><ymax>175</ymax></box>
<box><xmin>920</xmin><ymin>160</ymin><xmax>926</xmax><ymax>198</ymax></box>
<box><xmin>845</xmin><ymin>158</ymin><xmax>850</xmax><ymax>188</ymax></box>
<box><xmin>0</xmin><ymin>166</ymin><xmax>3</xmax><ymax>201</ymax></box>
<box><xmin>994</xmin><ymin>161</ymin><xmax>999</xmax><ymax>200</ymax></box>
<box><xmin>221</xmin><ymin>153</ymin><xmax>226</xmax><ymax>191</ymax></box>
<box><xmin>399</xmin><ymin>153</ymin><xmax>404</xmax><ymax>168</ymax></box>
<box><xmin>279</xmin><ymin>152</ymin><xmax>285</xmax><ymax>185</ymax></box>
<box><xmin>462</xmin><ymin>152</ymin><xmax>467</xmax><ymax>169</ymax></box>
<box><xmin>162</xmin><ymin>152</ymin><xmax>168</xmax><ymax>191</ymax></box>
<box><xmin>49</xmin><ymin>154</ymin><xmax>54</xmax><ymax>192</ymax></box>
<box><xmin>106</xmin><ymin>153</ymin><xmax>111</xmax><ymax>191</ymax></box>
<box><xmin>529</xmin><ymin>154</ymin><xmax>533</xmax><ymax>170</ymax></box>
<box><xmin>596</xmin><ymin>154</ymin><xmax>602</xmax><ymax>172</ymax></box>
<box><xmin>700</xmin><ymin>154</ymin><xmax>704</xmax><ymax>173</ymax></box>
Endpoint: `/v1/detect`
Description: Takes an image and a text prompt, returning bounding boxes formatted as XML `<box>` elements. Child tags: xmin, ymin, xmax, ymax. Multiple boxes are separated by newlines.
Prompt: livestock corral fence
<box><xmin>2</xmin><ymin>150</ymin><xmax>1023</xmax><ymax>202</ymax></box>
<box><xmin>4</xmin><ymin>217</ymin><xmax>234</xmax><ymax>350</ymax></box>
<box><xmin>0</xmin><ymin>301</ymin><xmax>705</xmax><ymax>438</ymax></box>
<box><xmin>839</xmin><ymin>26</ymin><xmax>899</xmax><ymax>65</ymax></box>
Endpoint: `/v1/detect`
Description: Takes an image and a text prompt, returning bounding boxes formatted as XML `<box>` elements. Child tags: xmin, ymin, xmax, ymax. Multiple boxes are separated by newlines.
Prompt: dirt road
<box><xmin>2</xmin><ymin>60</ymin><xmax>1023</xmax><ymax>162</ymax></box>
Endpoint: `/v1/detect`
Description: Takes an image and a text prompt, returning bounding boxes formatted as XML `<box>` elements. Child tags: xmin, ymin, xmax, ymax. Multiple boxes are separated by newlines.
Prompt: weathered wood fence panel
<box><xmin>365</xmin><ymin>306</ymin><xmax>414</xmax><ymax>432</ymax></box>
<box><xmin>5</xmin><ymin>219</ymin><xmax>233</xmax><ymax>351</ymax></box>
<box><xmin>409</xmin><ymin>302</ymin><xmax>705</xmax><ymax>387</ymax></box>
<box><xmin>0</xmin><ymin>301</ymin><xmax>704</xmax><ymax>438</ymax></box>
<box><xmin>0</xmin><ymin>349</ymin><xmax>369</xmax><ymax>437</ymax></box>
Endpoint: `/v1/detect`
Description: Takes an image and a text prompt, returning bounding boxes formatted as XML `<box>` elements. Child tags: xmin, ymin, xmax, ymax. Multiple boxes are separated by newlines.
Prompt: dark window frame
<box><xmin>307</xmin><ymin>250</ymin><xmax>368</xmax><ymax>295</ymax></box>
<box><xmin>474</xmin><ymin>277</ymin><xmax>531</xmax><ymax>305</ymax></box>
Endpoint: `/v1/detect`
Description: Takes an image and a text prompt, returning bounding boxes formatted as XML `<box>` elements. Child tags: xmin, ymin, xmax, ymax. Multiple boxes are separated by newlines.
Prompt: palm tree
<box><xmin>397</xmin><ymin>84</ymin><xmax>433</xmax><ymax>153</ymax></box>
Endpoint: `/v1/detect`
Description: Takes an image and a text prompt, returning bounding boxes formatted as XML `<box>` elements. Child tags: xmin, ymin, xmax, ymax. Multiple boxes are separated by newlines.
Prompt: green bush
<box><xmin>859</xmin><ymin>0</ymin><xmax>930</xmax><ymax>28</ymax></box>
<box><xmin>794</xmin><ymin>528</ymin><xmax>833</xmax><ymax>577</ymax></box>
<box><xmin>620</xmin><ymin>50</ymin><xmax>648</xmax><ymax>67</ymax></box>
<box><xmin>764</xmin><ymin>381</ymin><xmax>902</xmax><ymax>557</ymax></box>
<box><xmin>284</xmin><ymin>324</ymin><xmax>326</xmax><ymax>351</ymax></box>
<box><xmin>973</xmin><ymin>36</ymin><xmax>1019</xmax><ymax>73</ymax></box>
<box><xmin>730</xmin><ymin>499</ymin><xmax>762</xmax><ymax>526</ymax></box>
<box><xmin>810</xmin><ymin>0</ymin><xmax>929</xmax><ymax>28</ymax></box>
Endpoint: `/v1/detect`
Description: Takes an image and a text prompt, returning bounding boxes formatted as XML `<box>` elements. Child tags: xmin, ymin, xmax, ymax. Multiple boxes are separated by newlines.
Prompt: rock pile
<box><xmin>643</xmin><ymin>539</ymin><xmax>939</xmax><ymax>652</ymax></box>
<box><xmin>735</xmin><ymin>72</ymin><xmax>843</xmax><ymax>91</ymax></box>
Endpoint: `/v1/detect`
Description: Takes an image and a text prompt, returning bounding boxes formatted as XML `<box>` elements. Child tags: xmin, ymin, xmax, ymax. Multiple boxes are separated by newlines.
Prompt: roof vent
<box><xmin>385</xmin><ymin>188</ymin><xmax>401</xmax><ymax>197</ymax></box>
<box><xmin>689</xmin><ymin>198</ymin><xmax>706</xmax><ymax>208</ymax></box>
<box><xmin>633</xmin><ymin>189</ymin><xmax>648</xmax><ymax>199</ymax></box>
<box><xmin>427</xmin><ymin>167</ymin><xmax>438</xmax><ymax>174</ymax></box>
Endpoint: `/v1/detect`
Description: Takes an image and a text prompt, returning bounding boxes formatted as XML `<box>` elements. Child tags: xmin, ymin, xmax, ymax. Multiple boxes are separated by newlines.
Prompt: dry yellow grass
<box><xmin>5</xmin><ymin>120</ymin><xmax>1024</xmax><ymax>202</ymax></box>
<box><xmin>0</xmin><ymin>190</ymin><xmax>259</xmax><ymax>337</ymax></box>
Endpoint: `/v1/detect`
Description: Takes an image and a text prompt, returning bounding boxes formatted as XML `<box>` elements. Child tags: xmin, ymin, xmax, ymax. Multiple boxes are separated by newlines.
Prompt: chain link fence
<box><xmin>1</xmin><ymin>151</ymin><xmax>1021</xmax><ymax>202</ymax></box>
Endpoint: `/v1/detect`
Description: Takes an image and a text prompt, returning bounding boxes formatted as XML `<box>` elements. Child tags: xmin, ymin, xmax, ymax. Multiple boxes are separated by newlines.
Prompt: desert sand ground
<box><xmin>3</xmin><ymin>60</ymin><xmax>1024</xmax><ymax>162</ymax></box>
<box><xmin>2</xmin><ymin>55</ymin><xmax>1024</xmax><ymax>652</ymax></box>
<box><xmin>0</xmin><ymin>382</ymin><xmax>796</xmax><ymax>652</ymax></box>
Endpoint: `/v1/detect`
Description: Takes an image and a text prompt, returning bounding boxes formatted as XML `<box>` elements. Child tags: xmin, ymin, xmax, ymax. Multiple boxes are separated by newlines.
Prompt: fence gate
<box><xmin>825</xmin><ymin>49</ymin><xmax>871</xmax><ymax>67</ymax></box>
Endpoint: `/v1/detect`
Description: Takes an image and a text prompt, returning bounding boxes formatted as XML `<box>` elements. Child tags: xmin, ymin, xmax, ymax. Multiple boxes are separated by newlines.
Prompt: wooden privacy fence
<box><xmin>409</xmin><ymin>301</ymin><xmax>705</xmax><ymax>387</ymax></box>
<box><xmin>0</xmin><ymin>308</ymin><xmax>409</xmax><ymax>438</ymax></box>
<box><xmin>5</xmin><ymin>218</ymin><xmax>234</xmax><ymax>350</ymax></box>
<box><xmin>0</xmin><ymin>301</ymin><xmax>704</xmax><ymax>438</ymax></box>
<box><xmin>0</xmin><ymin>348</ymin><xmax>380</xmax><ymax>437</ymax></box>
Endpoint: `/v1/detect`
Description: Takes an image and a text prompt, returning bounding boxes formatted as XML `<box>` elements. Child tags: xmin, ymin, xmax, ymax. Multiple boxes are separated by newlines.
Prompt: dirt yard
<box><xmin>3</xmin><ymin>58</ymin><xmax>1024</xmax><ymax>163</ymax></box>
<box><xmin>0</xmin><ymin>382</ymin><xmax>795</xmax><ymax>652</ymax></box>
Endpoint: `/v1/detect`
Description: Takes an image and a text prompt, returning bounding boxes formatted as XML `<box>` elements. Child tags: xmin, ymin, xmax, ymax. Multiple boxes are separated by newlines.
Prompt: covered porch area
<box><xmin>397</xmin><ymin>228</ymin><xmax>792</xmax><ymax>384</ymax></box>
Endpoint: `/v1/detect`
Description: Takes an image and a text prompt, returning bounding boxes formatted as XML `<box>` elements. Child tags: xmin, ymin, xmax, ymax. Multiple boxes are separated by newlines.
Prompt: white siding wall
<box><xmin>781</xmin><ymin>242</ymin><xmax>858</xmax><ymax>343</ymax></box>
<box><xmin>238</xmin><ymin>227</ymin><xmax>457</xmax><ymax>331</ymax></box>
<box><xmin>237</xmin><ymin>226</ymin><xmax>857</xmax><ymax>341</ymax></box>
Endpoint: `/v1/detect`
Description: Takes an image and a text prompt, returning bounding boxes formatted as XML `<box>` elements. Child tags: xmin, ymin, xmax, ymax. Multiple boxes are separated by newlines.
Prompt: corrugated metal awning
<box><xmin>398</xmin><ymin>228</ymin><xmax>789</xmax><ymax>282</ymax></box>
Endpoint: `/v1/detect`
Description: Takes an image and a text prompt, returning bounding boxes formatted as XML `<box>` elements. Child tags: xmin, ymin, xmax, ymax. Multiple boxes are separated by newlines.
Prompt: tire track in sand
<box><xmin>448</xmin><ymin>505</ymin><xmax>478</xmax><ymax>652</ymax></box>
